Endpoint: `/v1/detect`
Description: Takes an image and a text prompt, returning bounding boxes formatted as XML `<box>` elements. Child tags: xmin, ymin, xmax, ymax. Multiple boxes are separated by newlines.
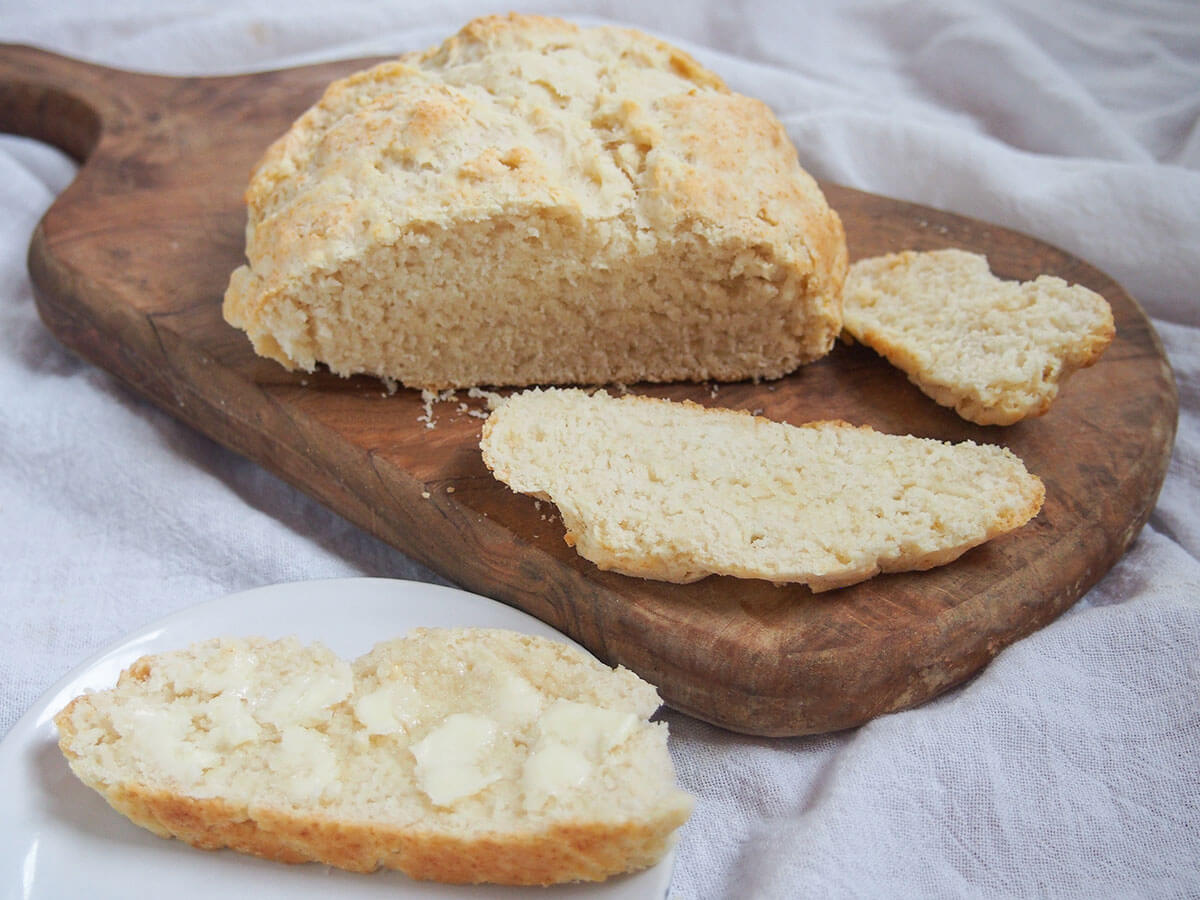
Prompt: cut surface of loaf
<box><xmin>843</xmin><ymin>248</ymin><xmax>1115</xmax><ymax>425</ymax></box>
<box><xmin>54</xmin><ymin>628</ymin><xmax>693</xmax><ymax>885</ymax></box>
<box><xmin>480</xmin><ymin>388</ymin><xmax>1044</xmax><ymax>591</ymax></box>
<box><xmin>222</xmin><ymin>13</ymin><xmax>846</xmax><ymax>390</ymax></box>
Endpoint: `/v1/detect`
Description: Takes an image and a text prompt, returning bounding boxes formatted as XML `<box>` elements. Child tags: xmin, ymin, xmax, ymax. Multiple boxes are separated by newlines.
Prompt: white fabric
<box><xmin>3</xmin><ymin>2</ymin><xmax>1198</xmax><ymax>896</ymax></box>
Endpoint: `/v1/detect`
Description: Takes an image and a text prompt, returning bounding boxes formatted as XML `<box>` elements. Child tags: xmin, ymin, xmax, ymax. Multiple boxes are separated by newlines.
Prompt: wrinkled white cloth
<box><xmin>2</xmin><ymin>2</ymin><xmax>1198</xmax><ymax>897</ymax></box>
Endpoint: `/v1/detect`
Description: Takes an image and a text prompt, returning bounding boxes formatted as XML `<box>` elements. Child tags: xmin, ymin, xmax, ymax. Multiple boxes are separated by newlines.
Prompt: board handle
<box><xmin>0</xmin><ymin>44</ymin><xmax>152</xmax><ymax>162</ymax></box>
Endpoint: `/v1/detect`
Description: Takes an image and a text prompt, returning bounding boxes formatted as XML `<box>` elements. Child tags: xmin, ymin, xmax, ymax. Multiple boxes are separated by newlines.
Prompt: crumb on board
<box><xmin>416</xmin><ymin>387</ymin><xmax>503</xmax><ymax>427</ymax></box>
<box><xmin>467</xmin><ymin>386</ymin><xmax>506</xmax><ymax>410</ymax></box>
<box><xmin>418</xmin><ymin>388</ymin><xmax>458</xmax><ymax>428</ymax></box>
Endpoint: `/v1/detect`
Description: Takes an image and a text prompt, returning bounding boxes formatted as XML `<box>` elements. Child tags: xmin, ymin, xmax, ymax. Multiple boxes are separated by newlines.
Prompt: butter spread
<box><xmin>353</xmin><ymin>676</ymin><xmax>425</xmax><ymax>735</ymax></box>
<box><xmin>252</xmin><ymin>660</ymin><xmax>353</xmax><ymax>727</ymax></box>
<box><xmin>205</xmin><ymin>692</ymin><xmax>262</xmax><ymax>750</ymax></box>
<box><xmin>110</xmin><ymin>703</ymin><xmax>219</xmax><ymax>783</ymax></box>
<box><xmin>522</xmin><ymin>699</ymin><xmax>639</xmax><ymax>811</ymax></box>
<box><xmin>491</xmin><ymin>671</ymin><xmax>543</xmax><ymax>725</ymax></box>
<box><xmin>539</xmin><ymin>699</ymin><xmax>638</xmax><ymax>756</ymax></box>
<box><xmin>172</xmin><ymin>650</ymin><xmax>258</xmax><ymax>698</ymax></box>
<box><xmin>522</xmin><ymin>741</ymin><xmax>592</xmax><ymax>810</ymax></box>
<box><xmin>274</xmin><ymin>725</ymin><xmax>338</xmax><ymax>801</ymax></box>
<box><xmin>411</xmin><ymin>713</ymin><xmax>502</xmax><ymax>807</ymax></box>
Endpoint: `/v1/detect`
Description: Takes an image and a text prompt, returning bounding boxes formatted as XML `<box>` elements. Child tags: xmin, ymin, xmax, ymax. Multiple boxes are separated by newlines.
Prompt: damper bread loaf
<box><xmin>54</xmin><ymin>628</ymin><xmax>693</xmax><ymax>885</ymax></box>
<box><xmin>843</xmin><ymin>248</ymin><xmax>1115</xmax><ymax>425</ymax></box>
<box><xmin>222</xmin><ymin>13</ymin><xmax>847</xmax><ymax>390</ymax></box>
<box><xmin>480</xmin><ymin>388</ymin><xmax>1045</xmax><ymax>591</ymax></box>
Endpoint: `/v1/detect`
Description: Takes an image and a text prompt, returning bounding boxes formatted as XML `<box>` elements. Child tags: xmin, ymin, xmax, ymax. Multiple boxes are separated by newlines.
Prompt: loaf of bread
<box><xmin>480</xmin><ymin>388</ymin><xmax>1044</xmax><ymax>591</ymax></box>
<box><xmin>843</xmin><ymin>248</ymin><xmax>1115</xmax><ymax>425</ymax></box>
<box><xmin>222</xmin><ymin>13</ymin><xmax>847</xmax><ymax>390</ymax></box>
<box><xmin>54</xmin><ymin>628</ymin><xmax>693</xmax><ymax>885</ymax></box>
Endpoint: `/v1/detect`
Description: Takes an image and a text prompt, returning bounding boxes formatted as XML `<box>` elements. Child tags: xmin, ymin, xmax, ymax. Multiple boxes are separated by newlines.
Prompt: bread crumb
<box><xmin>418</xmin><ymin>388</ymin><xmax>459</xmax><ymax>428</ymax></box>
<box><xmin>421</xmin><ymin>491</ymin><xmax>431</xmax><ymax>499</ymax></box>
<box><xmin>467</xmin><ymin>387</ymin><xmax>506</xmax><ymax>410</ymax></box>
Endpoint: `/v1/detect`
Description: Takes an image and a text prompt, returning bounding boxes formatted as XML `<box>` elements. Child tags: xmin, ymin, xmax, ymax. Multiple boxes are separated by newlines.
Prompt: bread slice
<box><xmin>480</xmin><ymin>388</ymin><xmax>1044</xmax><ymax>591</ymax></box>
<box><xmin>843</xmin><ymin>248</ymin><xmax>1115</xmax><ymax>425</ymax></box>
<box><xmin>54</xmin><ymin>628</ymin><xmax>693</xmax><ymax>885</ymax></box>
<box><xmin>222</xmin><ymin>13</ymin><xmax>846</xmax><ymax>390</ymax></box>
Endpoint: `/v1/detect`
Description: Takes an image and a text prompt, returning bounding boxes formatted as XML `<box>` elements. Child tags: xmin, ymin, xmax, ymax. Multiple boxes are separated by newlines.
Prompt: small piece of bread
<box><xmin>54</xmin><ymin>628</ymin><xmax>693</xmax><ymax>885</ymax></box>
<box><xmin>480</xmin><ymin>388</ymin><xmax>1044</xmax><ymax>591</ymax></box>
<box><xmin>222</xmin><ymin>13</ymin><xmax>846</xmax><ymax>390</ymax></box>
<box><xmin>842</xmin><ymin>248</ymin><xmax>1115</xmax><ymax>425</ymax></box>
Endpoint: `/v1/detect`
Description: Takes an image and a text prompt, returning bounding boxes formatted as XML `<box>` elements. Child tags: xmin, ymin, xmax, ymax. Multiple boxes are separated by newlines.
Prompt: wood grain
<box><xmin>1</xmin><ymin>45</ymin><xmax>1177</xmax><ymax>735</ymax></box>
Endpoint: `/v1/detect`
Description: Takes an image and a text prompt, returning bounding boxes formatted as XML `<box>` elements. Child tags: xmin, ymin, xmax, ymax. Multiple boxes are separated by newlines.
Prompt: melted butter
<box><xmin>411</xmin><ymin>713</ymin><xmax>502</xmax><ymax>807</ymax></box>
<box><xmin>492</xmin><ymin>671</ymin><xmax>543</xmax><ymax>725</ymax></box>
<box><xmin>521</xmin><ymin>699</ymin><xmax>639</xmax><ymax>811</ymax></box>
<box><xmin>110</xmin><ymin>704</ymin><xmax>219</xmax><ymax>784</ymax></box>
<box><xmin>274</xmin><ymin>725</ymin><xmax>338</xmax><ymax>801</ymax></box>
<box><xmin>252</xmin><ymin>661</ymin><xmax>353</xmax><ymax>727</ymax></box>
<box><xmin>353</xmin><ymin>676</ymin><xmax>425</xmax><ymax>735</ymax></box>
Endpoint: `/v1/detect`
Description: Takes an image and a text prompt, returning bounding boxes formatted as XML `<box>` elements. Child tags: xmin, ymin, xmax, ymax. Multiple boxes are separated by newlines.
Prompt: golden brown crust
<box><xmin>60</xmin><ymin>778</ymin><xmax>685</xmax><ymax>885</ymax></box>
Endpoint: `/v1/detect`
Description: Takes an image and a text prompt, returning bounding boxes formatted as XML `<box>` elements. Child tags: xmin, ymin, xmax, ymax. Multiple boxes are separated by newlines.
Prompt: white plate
<box><xmin>0</xmin><ymin>578</ymin><xmax>676</xmax><ymax>899</ymax></box>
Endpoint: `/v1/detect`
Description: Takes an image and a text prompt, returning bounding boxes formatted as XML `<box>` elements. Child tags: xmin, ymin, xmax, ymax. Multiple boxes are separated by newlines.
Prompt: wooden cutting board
<box><xmin>2</xmin><ymin>45</ymin><xmax>1177</xmax><ymax>736</ymax></box>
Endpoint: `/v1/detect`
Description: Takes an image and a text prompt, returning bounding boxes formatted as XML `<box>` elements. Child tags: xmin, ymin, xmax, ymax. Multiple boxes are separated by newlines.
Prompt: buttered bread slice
<box><xmin>480</xmin><ymin>388</ymin><xmax>1044</xmax><ymax>591</ymax></box>
<box><xmin>54</xmin><ymin>628</ymin><xmax>693</xmax><ymax>885</ymax></box>
<box><xmin>222</xmin><ymin>13</ymin><xmax>846</xmax><ymax>390</ymax></box>
<box><xmin>843</xmin><ymin>248</ymin><xmax>1115</xmax><ymax>425</ymax></box>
